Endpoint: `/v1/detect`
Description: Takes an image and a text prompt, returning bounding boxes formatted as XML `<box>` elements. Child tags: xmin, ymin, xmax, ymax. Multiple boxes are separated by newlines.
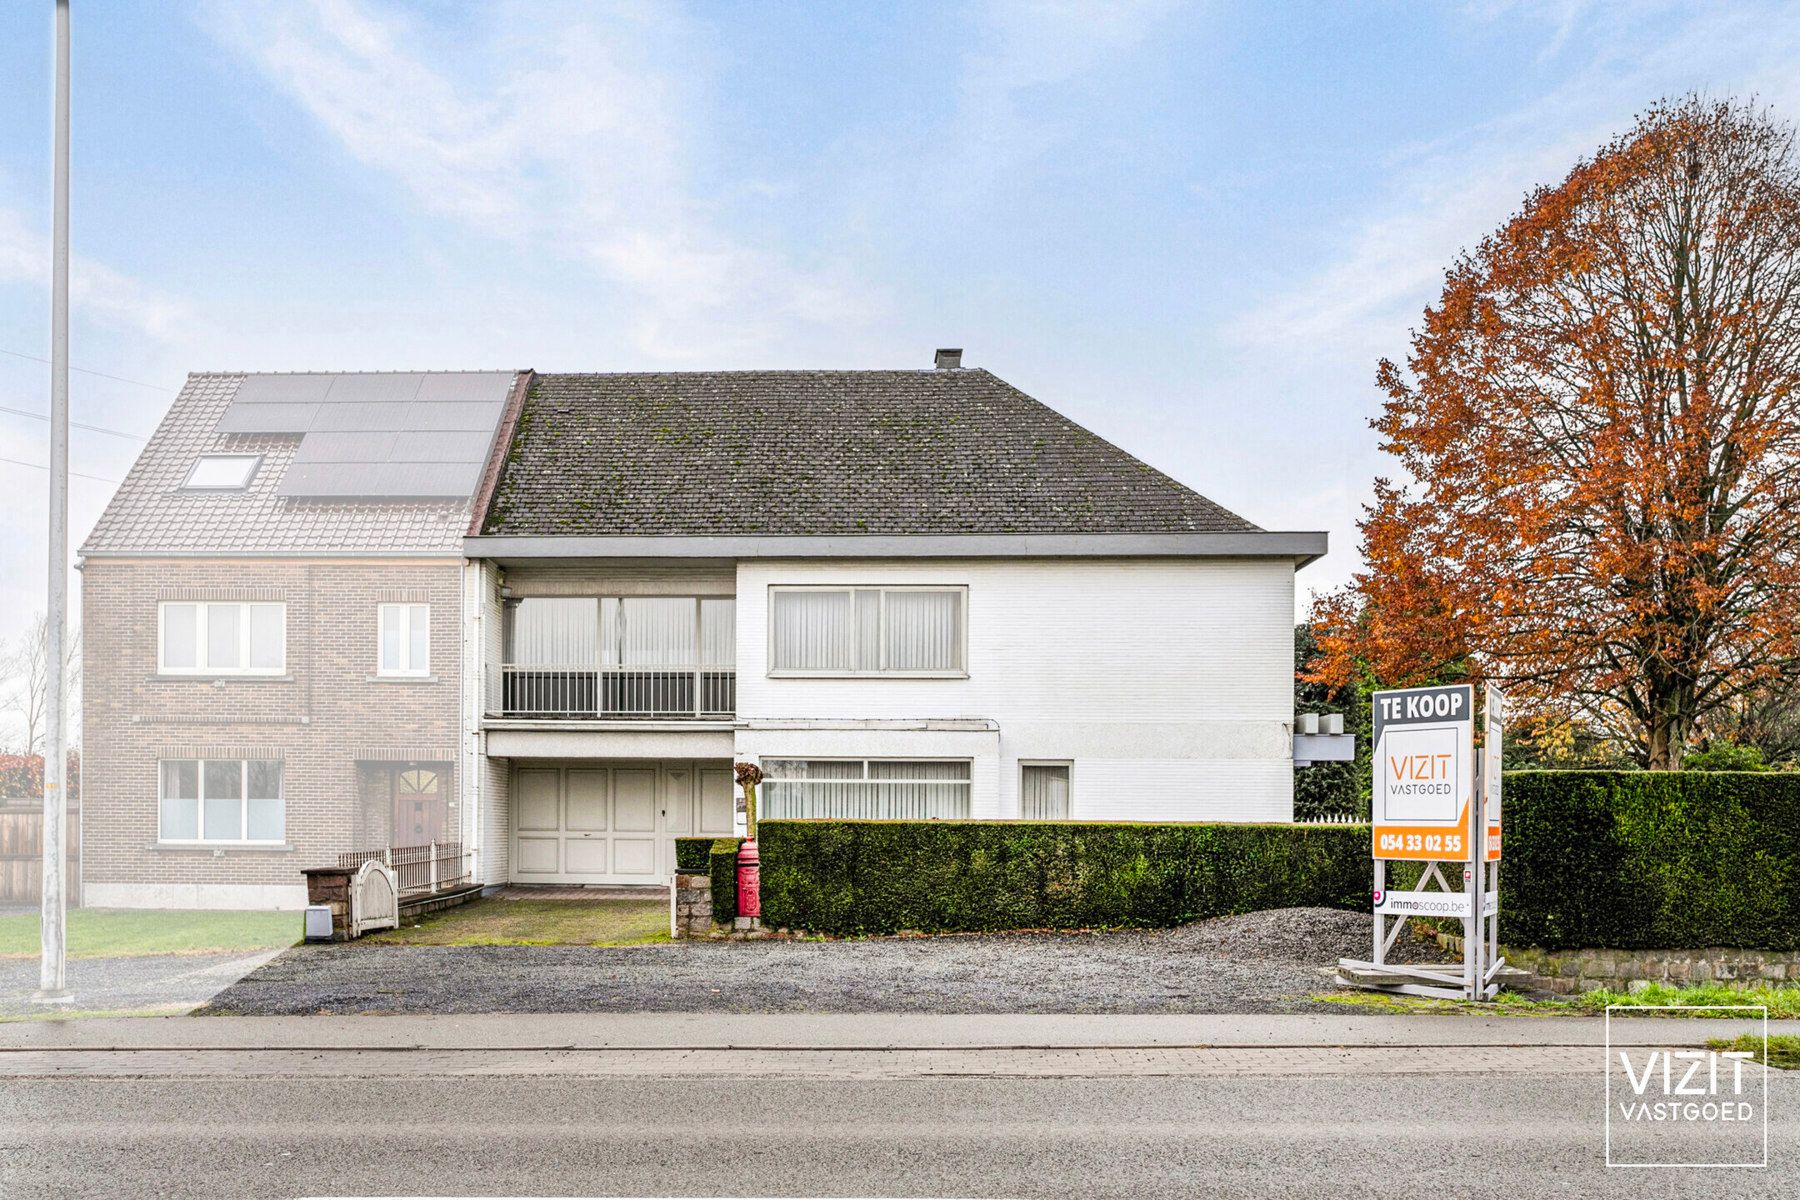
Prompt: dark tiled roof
<box><xmin>481</xmin><ymin>370</ymin><xmax>1259</xmax><ymax>537</ymax></box>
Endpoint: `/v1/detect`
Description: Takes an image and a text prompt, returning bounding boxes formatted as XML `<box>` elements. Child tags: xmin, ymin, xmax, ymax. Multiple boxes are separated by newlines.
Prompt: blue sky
<box><xmin>0</xmin><ymin>0</ymin><xmax>1796</xmax><ymax>672</ymax></box>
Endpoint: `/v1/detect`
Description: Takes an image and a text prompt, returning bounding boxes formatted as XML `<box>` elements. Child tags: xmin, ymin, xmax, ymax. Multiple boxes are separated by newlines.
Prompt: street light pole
<box><xmin>36</xmin><ymin>0</ymin><xmax>72</xmax><ymax>1005</ymax></box>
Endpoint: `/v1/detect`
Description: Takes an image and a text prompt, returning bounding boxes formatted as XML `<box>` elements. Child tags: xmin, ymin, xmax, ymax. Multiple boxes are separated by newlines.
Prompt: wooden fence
<box><xmin>0</xmin><ymin>801</ymin><xmax>81</xmax><ymax>906</ymax></box>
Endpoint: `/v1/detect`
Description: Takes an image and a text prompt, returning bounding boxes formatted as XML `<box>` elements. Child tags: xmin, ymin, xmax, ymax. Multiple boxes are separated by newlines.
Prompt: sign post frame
<box><xmin>1336</xmin><ymin>683</ymin><xmax>1504</xmax><ymax>1001</ymax></box>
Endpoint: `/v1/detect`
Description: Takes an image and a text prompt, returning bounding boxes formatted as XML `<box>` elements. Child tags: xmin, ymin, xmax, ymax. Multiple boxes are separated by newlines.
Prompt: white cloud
<box><xmin>952</xmin><ymin>0</ymin><xmax>1179</xmax><ymax>185</ymax></box>
<box><xmin>1225</xmin><ymin>2</ymin><xmax>1800</xmax><ymax>363</ymax></box>
<box><xmin>207</xmin><ymin>0</ymin><xmax>879</xmax><ymax>362</ymax></box>
<box><xmin>0</xmin><ymin>207</ymin><xmax>195</xmax><ymax>340</ymax></box>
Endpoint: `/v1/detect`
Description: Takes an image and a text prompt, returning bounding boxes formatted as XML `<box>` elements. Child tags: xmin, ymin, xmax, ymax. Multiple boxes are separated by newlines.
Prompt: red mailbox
<box><xmin>736</xmin><ymin>839</ymin><xmax>761</xmax><ymax>919</ymax></box>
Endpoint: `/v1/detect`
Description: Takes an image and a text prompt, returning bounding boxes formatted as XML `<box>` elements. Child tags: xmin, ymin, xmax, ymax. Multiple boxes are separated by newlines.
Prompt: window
<box><xmin>1021</xmin><ymin>763</ymin><xmax>1071</xmax><ymax>820</ymax></box>
<box><xmin>501</xmin><ymin>596</ymin><xmax>737</xmax><ymax>718</ymax></box>
<box><xmin>768</xmin><ymin>586</ymin><xmax>965</xmax><ymax>676</ymax></box>
<box><xmin>159</xmin><ymin>758</ymin><xmax>284</xmax><ymax>843</ymax></box>
<box><xmin>378</xmin><ymin>603</ymin><xmax>430</xmax><ymax>676</ymax></box>
<box><xmin>761</xmin><ymin>759</ymin><xmax>971</xmax><ymax>819</ymax></box>
<box><xmin>504</xmin><ymin>597</ymin><xmax>736</xmax><ymax>668</ymax></box>
<box><xmin>182</xmin><ymin>454</ymin><xmax>261</xmax><ymax>490</ymax></box>
<box><xmin>159</xmin><ymin>602</ymin><xmax>285</xmax><ymax>675</ymax></box>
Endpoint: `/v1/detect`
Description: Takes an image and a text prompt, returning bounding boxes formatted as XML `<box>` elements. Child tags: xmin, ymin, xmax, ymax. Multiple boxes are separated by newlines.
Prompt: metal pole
<box><xmin>36</xmin><ymin>0</ymin><xmax>73</xmax><ymax>1005</ymax></box>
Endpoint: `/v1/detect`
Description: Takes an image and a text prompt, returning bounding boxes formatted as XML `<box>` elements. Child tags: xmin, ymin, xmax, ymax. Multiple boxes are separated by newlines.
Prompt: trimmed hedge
<box><xmin>753</xmin><ymin>774</ymin><xmax>1800</xmax><ymax>949</ymax></box>
<box><xmin>756</xmin><ymin>819</ymin><xmax>1369</xmax><ymax>937</ymax></box>
<box><xmin>709</xmin><ymin>837</ymin><xmax>744</xmax><ymax>924</ymax></box>
<box><xmin>675</xmin><ymin>838</ymin><xmax>714</xmax><ymax>872</ymax></box>
<box><xmin>1500</xmin><ymin>771</ymin><xmax>1800</xmax><ymax>950</ymax></box>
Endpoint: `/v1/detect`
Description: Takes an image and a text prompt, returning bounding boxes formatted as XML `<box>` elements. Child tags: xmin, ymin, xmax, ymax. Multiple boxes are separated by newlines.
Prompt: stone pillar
<box><xmin>673</xmin><ymin>870</ymin><xmax>714</xmax><ymax>939</ymax></box>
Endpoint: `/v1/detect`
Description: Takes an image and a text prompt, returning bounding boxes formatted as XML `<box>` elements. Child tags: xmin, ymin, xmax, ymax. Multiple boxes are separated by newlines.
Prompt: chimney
<box><xmin>934</xmin><ymin>347</ymin><xmax>963</xmax><ymax>370</ymax></box>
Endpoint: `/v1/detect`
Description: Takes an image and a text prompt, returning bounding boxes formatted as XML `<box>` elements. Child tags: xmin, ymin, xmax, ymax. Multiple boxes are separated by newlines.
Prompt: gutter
<box><xmin>462</xmin><ymin>530</ymin><xmax>1329</xmax><ymax>564</ymax></box>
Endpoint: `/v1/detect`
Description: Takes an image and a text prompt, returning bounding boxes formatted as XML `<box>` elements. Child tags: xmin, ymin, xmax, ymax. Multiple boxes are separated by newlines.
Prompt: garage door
<box><xmin>513</xmin><ymin>766</ymin><xmax>662</xmax><ymax>884</ymax></box>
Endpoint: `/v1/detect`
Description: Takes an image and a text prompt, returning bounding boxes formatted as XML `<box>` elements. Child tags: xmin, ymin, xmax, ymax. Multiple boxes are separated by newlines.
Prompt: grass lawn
<box><xmin>364</xmin><ymin>897</ymin><xmax>669</xmax><ymax>947</ymax></box>
<box><xmin>1315</xmin><ymin>981</ymin><xmax>1800</xmax><ymax>1019</ymax></box>
<box><xmin>0</xmin><ymin>908</ymin><xmax>298</xmax><ymax>960</ymax></box>
<box><xmin>1708</xmin><ymin>1033</ymin><xmax>1800</xmax><ymax>1070</ymax></box>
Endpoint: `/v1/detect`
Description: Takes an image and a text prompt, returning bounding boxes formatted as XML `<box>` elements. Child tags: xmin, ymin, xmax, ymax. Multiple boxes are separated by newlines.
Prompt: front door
<box><xmin>512</xmin><ymin>765</ymin><xmax>664</xmax><ymax>884</ymax></box>
<box><xmin>390</xmin><ymin>765</ymin><xmax>447</xmax><ymax>845</ymax></box>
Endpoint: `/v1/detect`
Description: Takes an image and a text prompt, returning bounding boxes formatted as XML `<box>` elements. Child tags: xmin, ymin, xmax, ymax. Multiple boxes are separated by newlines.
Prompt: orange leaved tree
<box><xmin>1311</xmin><ymin>97</ymin><xmax>1800</xmax><ymax>769</ymax></box>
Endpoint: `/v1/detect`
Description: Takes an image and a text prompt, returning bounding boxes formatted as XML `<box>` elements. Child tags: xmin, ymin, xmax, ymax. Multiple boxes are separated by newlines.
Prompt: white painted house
<box><xmin>459</xmin><ymin>354</ymin><xmax>1326</xmax><ymax>888</ymax></box>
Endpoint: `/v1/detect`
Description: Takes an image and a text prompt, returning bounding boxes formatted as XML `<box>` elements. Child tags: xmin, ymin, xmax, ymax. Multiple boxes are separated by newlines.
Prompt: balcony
<box><xmin>487</xmin><ymin>664</ymin><xmax>736</xmax><ymax>721</ymax></box>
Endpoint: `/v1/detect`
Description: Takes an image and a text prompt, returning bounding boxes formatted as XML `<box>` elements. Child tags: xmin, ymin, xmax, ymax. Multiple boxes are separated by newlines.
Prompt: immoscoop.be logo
<box><xmin>1605</xmin><ymin>1006</ymin><xmax>1768</xmax><ymax>1168</ymax></box>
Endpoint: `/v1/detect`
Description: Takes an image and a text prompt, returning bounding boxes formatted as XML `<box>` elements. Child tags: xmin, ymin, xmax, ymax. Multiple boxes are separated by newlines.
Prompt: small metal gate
<box><xmin>349</xmin><ymin>859</ymin><xmax>399</xmax><ymax>937</ymax></box>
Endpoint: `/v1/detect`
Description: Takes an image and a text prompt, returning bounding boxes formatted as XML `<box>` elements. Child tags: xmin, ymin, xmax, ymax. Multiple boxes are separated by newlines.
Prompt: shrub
<box><xmin>1682</xmin><ymin>742</ymin><xmax>1768</xmax><ymax>772</ymax></box>
<box><xmin>1500</xmin><ymin>771</ymin><xmax>1800</xmax><ymax>949</ymax></box>
<box><xmin>709</xmin><ymin>838</ymin><xmax>744</xmax><ymax>924</ymax></box>
<box><xmin>756</xmin><ymin>819</ymin><xmax>1370</xmax><ymax>937</ymax></box>
<box><xmin>675</xmin><ymin>838</ymin><xmax>714</xmax><ymax>872</ymax></box>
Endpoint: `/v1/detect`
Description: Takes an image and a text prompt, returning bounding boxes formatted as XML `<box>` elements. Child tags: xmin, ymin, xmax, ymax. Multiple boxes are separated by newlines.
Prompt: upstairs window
<box><xmin>183</xmin><ymin>454</ymin><xmax>261</xmax><ymax>490</ymax></box>
<box><xmin>159</xmin><ymin>601</ymin><xmax>285</xmax><ymax>675</ymax></box>
<box><xmin>378</xmin><ymin>603</ymin><xmax>430</xmax><ymax>676</ymax></box>
<box><xmin>768</xmin><ymin>586</ymin><xmax>965</xmax><ymax>676</ymax></box>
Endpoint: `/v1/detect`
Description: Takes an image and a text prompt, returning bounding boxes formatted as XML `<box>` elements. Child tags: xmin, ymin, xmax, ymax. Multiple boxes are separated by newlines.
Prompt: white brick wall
<box><xmin>733</xmin><ymin>557</ymin><xmax>1297</xmax><ymax>822</ymax></box>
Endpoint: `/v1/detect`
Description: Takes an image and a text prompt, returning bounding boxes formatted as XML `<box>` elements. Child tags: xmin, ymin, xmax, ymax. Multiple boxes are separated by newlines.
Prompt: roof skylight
<box><xmin>183</xmin><ymin>454</ymin><xmax>261</xmax><ymax>490</ymax></box>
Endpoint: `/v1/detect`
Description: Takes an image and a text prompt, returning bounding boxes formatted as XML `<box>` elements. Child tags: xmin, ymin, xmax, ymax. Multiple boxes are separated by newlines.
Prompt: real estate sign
<box><xmin>1371</xmin><ymin>684</ymin><xmax>1475</xmax><ymax>862</ymax></box>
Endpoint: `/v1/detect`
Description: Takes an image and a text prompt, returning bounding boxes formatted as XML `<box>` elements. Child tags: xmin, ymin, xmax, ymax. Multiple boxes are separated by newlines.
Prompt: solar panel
<box><xmin>230</xmin><ymin>375</ymin><xmax>336</xmax><ymax>405</ymax></box>
<box><xmin>221</xmin><ymin>371</ymin><xmax>516</xmax><ymax>500</ymax></box>
<box><xmin>214</xmin><ymin>402</ymin><xmax>320</xmax><ymax>433</ymax></box>
<box><xmin>322</xmin><ymin>374</ymin><xmax>425</xmax><ymax>404</ymax></box>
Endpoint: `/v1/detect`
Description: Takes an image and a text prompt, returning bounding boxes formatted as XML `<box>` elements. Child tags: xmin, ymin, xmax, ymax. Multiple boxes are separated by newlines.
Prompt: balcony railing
<box><xmin>488</xmin><ymin>664</ymin><xmax>735</xmax><ymax>720</ymax></box>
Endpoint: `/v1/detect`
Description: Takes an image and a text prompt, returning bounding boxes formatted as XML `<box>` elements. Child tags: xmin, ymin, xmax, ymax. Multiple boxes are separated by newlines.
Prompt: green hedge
<box><xmin>709</xmin><ymin>838</ymin><xmax>744</xmax><ymax>924</ymax></box>
<box><xmin>1499</xmin><ymin>771</ymin><xmax>1800</xmax><ymax>950</ymax></box>
<box><xmin>756</xmin><ymin>819</ymin><xmax>1369</xmax><ymax>936</ymax></box>
<box><xmin>751</xmin><ymin>774</ymin><xmax>1800</xmax><ymax>948</ymax></box>
<box><xmin>675</xmin><ymin>838</ymin><xmax>714</xmax><ymax>872</ymax></box>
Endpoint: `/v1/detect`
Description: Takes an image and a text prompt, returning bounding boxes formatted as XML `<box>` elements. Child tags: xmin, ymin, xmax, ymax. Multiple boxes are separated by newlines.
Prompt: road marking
<box><xmin>0</xmin><ymin>1044</ymin><xmax>1596</xmax><ymax>1079</ymax></box>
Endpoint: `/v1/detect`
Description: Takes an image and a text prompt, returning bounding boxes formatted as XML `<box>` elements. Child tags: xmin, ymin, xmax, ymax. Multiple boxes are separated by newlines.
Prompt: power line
<box><xmin>0</xmin><ymin>403</ymin><xmax>147</xmax><ymax>441</ymax></box>
<box><xmin>0</xmin><ymin>454</ymin><xmax>119</xmax><ymax>485</ymax></box>
<box><xmin>0</xmin><ymin>347</ymin><xmax>173</xmax><ymax>393</ymax></box>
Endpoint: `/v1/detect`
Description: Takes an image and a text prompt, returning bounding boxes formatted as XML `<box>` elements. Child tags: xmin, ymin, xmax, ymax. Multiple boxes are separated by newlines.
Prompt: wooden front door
<box><xmin>391</xmin><ymin>766</ymin><xmax>446</xmax><ymax>846</ymax></box>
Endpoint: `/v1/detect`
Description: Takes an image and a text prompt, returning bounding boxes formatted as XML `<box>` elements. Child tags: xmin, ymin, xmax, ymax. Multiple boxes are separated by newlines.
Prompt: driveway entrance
<box><xmin>510</xmin><ymin>760</ymin><xmax>732</xmax><ymax>885</ymax></box>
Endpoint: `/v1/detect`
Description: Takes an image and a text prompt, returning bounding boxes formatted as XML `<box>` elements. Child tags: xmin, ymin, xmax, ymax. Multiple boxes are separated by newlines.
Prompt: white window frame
<box><xmin>157</xmin><ymin>601</ymin><xmax>286</xmax><ymax>676</ymax></box>
<box><xmin>766</xmin><ymin>584</ymin><xmax>968</xmax><ymax>678</ymax></box>
<box><xmin>182</xmin><ymin>454</ymin><xmax>262</xmax><ymax>490</ymax></box>
<box><xmin>377</xmin><ymin>603</ymin><xmax>431</xmax><ymax>677</ymax></box>
<box><xmin>1019</xmin><ymin>760</ymin><xmax>1074</xmax><ymax>821</ymax></box>
<box><xmin>157</xmin><ymin>758</ymin><xmax>286</xmax><ymax>846</ymax></box>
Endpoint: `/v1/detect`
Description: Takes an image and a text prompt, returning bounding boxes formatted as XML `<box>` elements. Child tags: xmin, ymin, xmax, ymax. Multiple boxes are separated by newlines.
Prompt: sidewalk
<box><xmin>3</xmin><ymin>1010</ymin><xmax>1789</xmax><ymax>1050</ymax></box>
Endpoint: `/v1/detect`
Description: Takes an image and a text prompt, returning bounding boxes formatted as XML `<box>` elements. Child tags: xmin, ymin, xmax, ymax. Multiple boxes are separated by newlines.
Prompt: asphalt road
<box><xmin>4</xmin><ymin>1055</ymin><xmax>1794</xmax><ymax>1198</ymax></box>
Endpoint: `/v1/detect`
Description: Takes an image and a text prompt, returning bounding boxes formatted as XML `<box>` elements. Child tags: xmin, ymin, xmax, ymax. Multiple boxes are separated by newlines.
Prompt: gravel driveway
<box><xmin>201</xmin><ymin>908</ymin><xmax>1445</xmax><ymax>1016</ymax></box>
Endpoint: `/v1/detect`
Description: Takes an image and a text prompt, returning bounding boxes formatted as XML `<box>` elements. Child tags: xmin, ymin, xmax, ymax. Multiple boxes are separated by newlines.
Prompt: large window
<box><xmin>158</xmin><ymin>602</ymin><xmax>285</xmax><ymax>675</ymax></box>
<box><xmin>501</xmin><ymin>596</ymin><xmax>736</xmax><ymax>717</ymax></box>
<box><xmin>761</xmin><ymin>759</ymin><xmax>971</xmax><ymax>819</ymax></box>
<box><xmin>768</xmin><ymin>586</ymin><xmax>965</xmax><ymax>676</ymax></box>
<box><xmin>506</xmin><ymin>597</ymin><xmax>736</xmax><ymax>668</ymax></box>
<box><xmin>159</xmin><ymin>758</ymin><xmax>284</xmax><ymax>843</ymax></box>
<box><xmin>378</xmin><ymin>603</ymin><xmax>430</xmax><ymax>676</ymax></box>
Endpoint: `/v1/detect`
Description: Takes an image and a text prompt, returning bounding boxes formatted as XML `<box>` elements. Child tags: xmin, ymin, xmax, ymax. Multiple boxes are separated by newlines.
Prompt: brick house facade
<box><xmin>78</xmin><ymin>371</ymin><xmax>519</xmax><ymax>909</ymax></box>
<box><xmin>80</xmin><ymin>558</ymin><xmax>464</xmax><ymax>908</ymax></box>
